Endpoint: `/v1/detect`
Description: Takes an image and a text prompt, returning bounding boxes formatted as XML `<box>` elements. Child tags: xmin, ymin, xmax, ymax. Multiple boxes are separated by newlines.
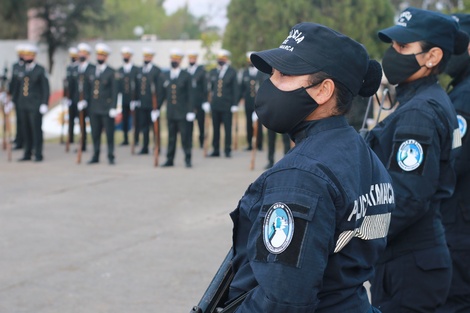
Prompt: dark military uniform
<box><xmin>136</xmin><ymin>63</ymin><xmax>165</xmax><ymax>154</ymax></box>
<box><xmin>266</xmin><ymin>130</ymin><xmax>291</xmax><ymax>169</ymax></box>
<box><xmin>239</xmin><ymin>66</ymin><xmax>268</xmax><ymax>150</ymax></box>
<box><xmin>366</xmin><ymin>76</ymin><xmax>460</xmax><ymax>312</ymax></box>
<box><xmin>229</xmin><ymin>117</ymin><xmax>394</xmax><ymax>313</ymax></box>
<box><xmin>438</xmin><ymin>66</ymin><xmax>470</xmax><ymax>312</ymax></box>
<box><xmin>17</xmin><ymin>62</ymin><xmax>50</xmax><ymax>160</ymax></box>
<box><xmin>87</xmin><ymin>65</ymin><xmax>118</xmax><ymax>163</ymax></box>
<box><xmin>75</xmin><ymin>62</ymin><xmax>95</xmax><ymax>151</ymax></box>
<box><xmin>65</xmin><ymin>62</ymin><xmax>78</xmax><ymax>145</ymax></box>
<box><xmin>161</xmin><ymin>68</ymin><xmax>193</xmax><ymax>166</ymax></box>
<box><xmin>187</xmin><ymin>63</ymin><xmax>208</xmax><ymax>148</ymax></box>
<box><xmin>208</xmin><ymin>64</ymin><xmax>239</xmax><ymax>157</ymax></box>
<box><xmin>9</xmin><ymin>61</ymin><xmax>24</xmax><ymax>148</ymax></box>
<box><xmin>117</xmin><ymin>63</ymin><xmax>139</xmax><ymax>145</ymax></box>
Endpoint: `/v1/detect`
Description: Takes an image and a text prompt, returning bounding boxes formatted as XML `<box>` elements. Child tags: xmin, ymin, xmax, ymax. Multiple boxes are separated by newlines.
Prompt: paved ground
<box><xmin>0</xmin><ymin>139</ymin><xmax>278</xmax><ymax>313</ymax></box>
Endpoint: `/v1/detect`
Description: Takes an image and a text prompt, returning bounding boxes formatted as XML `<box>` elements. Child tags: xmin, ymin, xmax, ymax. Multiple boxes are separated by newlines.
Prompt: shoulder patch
<box><xmin>263</xmin><ymin>202</ymin><xmax>294</xmax><ymax>254</ymax></box>
<box><xmin>396</xmin><ymin>139</ymin><xmax>424</xmax><ymax>171</ymax></box>
<box><xmin>457</xmin><ymin>114</ymin><xmax>467</xmax><ymax>138</ymax></box>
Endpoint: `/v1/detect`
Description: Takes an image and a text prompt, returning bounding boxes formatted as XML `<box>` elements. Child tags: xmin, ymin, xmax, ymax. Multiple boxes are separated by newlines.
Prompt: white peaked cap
<box><xmin>121</xmin><ymin>46</ymin><xmax>134</xmax><ymax>54</ymax></box>
<box><xmin>23</xmin><ymin>43</ymin><xmax>38</xmax><ymax>54</ymax></box>
<box><xmin>217</xmin><ymin>49</ymin><xmax>231</xmax><ymax>58</ymax></box>
<box><xmin>95</xmin><ymin>43</ymin><xmax>111</xmax><ymax>55</ymax></box>
<box><xmin>170</xmin><ymin>48</ymin><xmax>184</xmax><ymax>58</ymax></box>
<box><xmin>68</xmin><ymin>47</ymin><xmax>79</xmax><ymax>55</ymax></box>
<box><xmin>142</xmin><ymin>47</ymin><xmax>155</xmax><ymax>55</ymax></box>
<box><xmin>77</xmin><ymin>42</ymin><xmax>92</xmax><ymax>53</ymax></box>
<box><xmin>186</xmin><ymin>49</ymin><xmax>199</xmax><ymax>57</ymax></box>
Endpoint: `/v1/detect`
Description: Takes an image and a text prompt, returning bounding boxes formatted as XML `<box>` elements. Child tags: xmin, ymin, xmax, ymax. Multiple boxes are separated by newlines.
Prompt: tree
<box><xmin>224</xmin><ymin>0</ymin><xmax>395</xmax><ymax>68</ymax></box>
<box><xmin>29</xmin><ymin>0</ymin><xmax>107</xmax><ymax>73</ymax></box>
<box><xmin>0</xmin><ymin>0</ymin><xmax>29</xmax><ymax>39</ymax></box>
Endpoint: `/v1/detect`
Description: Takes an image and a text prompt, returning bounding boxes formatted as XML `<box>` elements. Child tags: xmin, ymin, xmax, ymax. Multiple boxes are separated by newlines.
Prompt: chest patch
<box><xmin>457</xmin><ymin>114</ymin><xmax>467</xmax><ymax>138</ymax></box>
<box><xmin>396</xmin><ymin>139</ymin><xmax>424</xmax><ymax>171</ymax></box>
<box><xmin>263</xmin><ymin>202</ymin><xmax>294</xmax><ymax>254</ymax></box>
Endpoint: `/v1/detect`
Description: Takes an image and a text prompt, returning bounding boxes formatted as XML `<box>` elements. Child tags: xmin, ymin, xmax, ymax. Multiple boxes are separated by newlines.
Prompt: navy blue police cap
<box><xmin>379</xmin><ymin>7</ymin><xmax>468</xmax><ymax>54</ymax></box>
<box><xmin>251</xmin><ymin>22</ymin><xmax>382</xmax><ymax>97</ymax></box>
<box><xmin>452</xmin><ymin>13</ymin><xmax>470</xmax><ymax>35</ymax></box>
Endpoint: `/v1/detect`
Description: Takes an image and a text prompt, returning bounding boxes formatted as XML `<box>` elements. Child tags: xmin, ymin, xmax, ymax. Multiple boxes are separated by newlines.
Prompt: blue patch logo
<box><xmin>397</xmin><ymin>139</ymin><xmax>424</xmax><ymax>171</ymax></box>
<box><xmin>263</xmin><ymin>202</ymin><xmax>294</xmax><ymax>254</ymax></box>
<box><xmin>457</xmin><ymin>115</ymin><xmax>467</xmax><ymax>138</ymax></box>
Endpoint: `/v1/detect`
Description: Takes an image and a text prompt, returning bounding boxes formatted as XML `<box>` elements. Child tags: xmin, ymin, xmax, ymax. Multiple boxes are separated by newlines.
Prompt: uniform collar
<box><xmin>290</xmin><ymin>115</ymin><xmax>349</xmax><ymax>143</ymax></box>
<box><xmin>395</xmin><ymin>75</ymin><xmax>438</xmax><ymax>107</ymax></box>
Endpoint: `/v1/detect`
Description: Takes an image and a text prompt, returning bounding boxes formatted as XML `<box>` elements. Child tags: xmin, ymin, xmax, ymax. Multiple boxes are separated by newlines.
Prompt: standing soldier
<box><xmin>10</xmin><ymin>44</ymin><xmax>25</xmax><ymax>150</ymax></box>
<box><xmin>160</xmin><ymin>48</ymin><xmax>194</xmax><ymax>168</ymax></box>
<box><xmin>17</xmin><ymin>44</ymin><xmax>50</xmax><ymax>162</ymax></box>
<box><xmin>186</xmin><ymin>50</ymin><xmax>208</xmax><ymax>149</ymax></box>
<box><xmin>265</xmin><ymin>131</ymin><xmax>291</xmax><ymax>169</ymax></box>
<box><xmin>75</xmin><ymin>42</ymin><xmax>95</xmax><ymax>152</ymax></box>
<box><xmin>137</xmin><ymin>47</ymin><xmax>164</xmax><ymax>155</ymax></box>
<box><xmin>82</xmin><ymin>43</ymin><xmax>118</xmax><ymax>165</ymax></box>
<box><xmin>117</xmin><ymin>46</ymin><xmax>139</xmax><ymax>146</ymax></box>
<box><xmin>207</xmin><ymin>49</ymin><xmax>239</xmax><ymax>158</ymax></box>
<box><xmin>239</xmin><ymin>51</ymin><xmax>267</xmax><ymax>151</ymax></box>
<box><xmin>65</xmin><ymin>47</ymin><xmax>79</xmax><ymax>147</ymax></box>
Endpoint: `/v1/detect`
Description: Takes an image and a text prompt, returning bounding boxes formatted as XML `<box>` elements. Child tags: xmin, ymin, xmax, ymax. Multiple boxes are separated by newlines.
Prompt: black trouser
<box><xmin>14</xmin><ymin>104</ymin><xmax>24</xmax><ymax>147</ymax></box>
<box><xmin>90</xmin><ymin>113</ymin><xmax>115</xmax><ymax>161</ymax></box>
<box><xmin>133</xmin><ymin>107</ymin><xmax>141</xmax><ymax>145</ymax></box>
<box><xmin>21</xmin><ymin>109</ymin><xmax>43</xmax><ymax>159</ymax></box>
<box><xmin>245</xmin><ymin>105</ymin><xmax>263</xmax><ymax>149</ymax></box>
<box><xmin>167</xmin><ymin>118</ymin><xmax>191</xmax><ymax>163</ymax></box>
<box><xmin>267</xmin><ymin>130</ymin><xmax>291</xmax><ymax>164</ymax></box>
<box><xmin>138</xmin><ymin>108</ymin><xmax>155</xmax><ymax>151</ymax></box>
<box><xmin>211</xmin><ymin>109</ymin><xmax>232</xmax><ymax>155</ymax></box>
<box><xmin>195</xmin><ymin>107</ymin><xmax>205</xmax><ymax>148</ymax></box>
<box><xmin>121</xmin><ymin>103</ymin><xmax>130</xmax><ymax>143</ymax></box>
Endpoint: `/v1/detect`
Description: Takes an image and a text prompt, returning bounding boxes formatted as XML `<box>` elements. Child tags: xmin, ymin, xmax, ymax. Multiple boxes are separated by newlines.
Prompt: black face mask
<box><xmin>189</xmin><ymin>62</ymin><xmax>196</xmax><ymax>66</ymax></box>
<box><xmin>382</xmin><ymin>47</ymin><xmax>425</xmax><ymax>85</ymax></box>
<box><xmin>24</xmin><ymin>59</ymin><xmax>33</xmax><ymax>64</ymax></box>
<box><xmin>171</xmin><ymin>61</ymin><xmax>179</xmax><ymax>69</ymax></box>
<box><xmin>97</xmin><ymin>59</ymin><xmax>105</xmax><ymax>65</ymax></box>
<box><xmin>444</xmin><ymin>52</ymin><xmax>470</xmax><ymax>78</ymax></box>
<box><xmin>79</xmin><ymin>56</ymin><xmax>87</xmax><ymax>63</ymax></box>
<box><xmin>255</xmin><ymin>79</ymin><xmax>318</xmax><ymax>133</ymax></box>
<box><xmin>144</xmin><ymin>60</ymin><xmax>150</xmax><ymax>65</ymax></box>
<box><xmin>217</xmin><ymin>60</ymin><xmax>226</xmax><ymax>67</ymax></box>
<box><xmin>71</xmin><ymin>57</ymin><xmax>77</xmax><ymax>63</ymax></box>
<box><xmin>123</xmin><ymin>58</ymin><xmax>130</xmax><ymax>63</ymax></box>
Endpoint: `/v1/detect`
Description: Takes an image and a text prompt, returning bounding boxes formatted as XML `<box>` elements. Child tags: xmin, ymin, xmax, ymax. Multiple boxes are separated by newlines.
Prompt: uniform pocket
<box><xmin>413</xmin><ymin>247</ymin><xmax>450</xmax><ymax>271</ymax></box>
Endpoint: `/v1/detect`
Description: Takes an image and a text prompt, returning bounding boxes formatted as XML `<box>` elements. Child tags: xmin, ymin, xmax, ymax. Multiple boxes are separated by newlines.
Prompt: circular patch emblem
<box><xmin>263</xmin><ymin>202</ymin><xmax>294</xmax><ymax>254</ymax></box>
<box><xmin>457</xmin><ymin>115</ymin><xmax>467</xmax><ymax>138</ymax></box>
<box><xmin>397</xmin><ymin>139</ymin><xmax>424</xmax><ymax>171</ymax></box>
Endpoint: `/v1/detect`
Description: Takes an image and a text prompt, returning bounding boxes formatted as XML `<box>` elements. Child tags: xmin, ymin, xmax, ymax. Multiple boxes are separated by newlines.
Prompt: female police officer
<box><xmin>225</xmin><ymin>22</ymin><xmax>395</xmax><ymax>313</ymax></box>
<box><xmin>366</xmin><ymin>7</ymin><xmax>469</xmax><ymax>313</ymax></box>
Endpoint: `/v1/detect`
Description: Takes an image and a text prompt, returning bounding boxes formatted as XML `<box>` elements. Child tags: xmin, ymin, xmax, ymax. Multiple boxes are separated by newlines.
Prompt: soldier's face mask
<box><xmin>171</xmin><ymin>61</ymin><xmax>179</xmax><ymax>69</ymax></box>
<box><xmin>71</xmin><ymin>57</ymin><xmax>77</xmax><ymax>63</ymax></box>
<box><xmin>189</xmin><ymin>61</ymin><xmax>196</xmax><ymax>66</ymax></box>
<box><xmin>382</xmin><ymin>46</ymin><xmax>426</xmax><ymax>85</ymax></box>
<box><xmin>123</xmin><ymin>58</ymin><xmax>130</xmax><ymax>63</ymax></box>
<box><xmin>217</xmin><ymin>60</ymin><xmax>226</xmax><ymax>67</ymax></box>
<box><xmin>79</xmin><ymin>56</ymin><xmax>87</xmax><ymax>63</ymax></box>
<box><xmin>255</xmin><ymin>78</ymin><xmax>318</xmax><ymax>133</ymax></box>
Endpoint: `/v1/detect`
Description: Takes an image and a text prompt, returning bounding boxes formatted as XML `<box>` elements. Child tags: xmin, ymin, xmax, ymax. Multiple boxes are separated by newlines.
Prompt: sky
<box><xmin>162</xmin><ymin>0</ymin><xmax>230</xmax><ymax>30</ymax></box>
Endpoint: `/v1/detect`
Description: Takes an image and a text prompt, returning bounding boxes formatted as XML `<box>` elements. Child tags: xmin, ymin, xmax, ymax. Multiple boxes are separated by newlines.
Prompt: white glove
<box><xmin>202</xmin><ymin>102</ymin><xmax>211</xmax><ymax>113</ymax></box>
<box><xmin>61</xmin><ymin>98</ymin><xmax>71</xmax><ymax>109</ymax></box>
<box><xmin>4</xmin><ymin>101</ymin><xmax>14</xmax><ymax>114</ymax></box>
<box><xmin>109</xmin><ymin>108</ymin><xmax>118</xmax><ymax>118</ymax></box>
<box><xmin>231</xmin><ymin>105</ymin><xmax>238</xmax><ymax>113</ymax></box>
<box><xmin>77</xmin><ymin>100</ymin><xmax>88</xmax><ymax>111</ymax></box>
<box><xmin>252</xmin><ymin>111</ymin><xmax>258</xmax><ymax>123</ymax></box>
<box><xmin>0</xmin><ymin>91</ymin><xmax>7</xmax><ymax>103</ymax></box>
<box><xmin>186</xmin><ymin>112</ymin><xmax>196</xmax><ymax>122</ymax></box>
<box><xmin>151</xmin><ymin>109</ymin><xmax>160</xmax><ymax>122</ymax></box>
<box><xmin>39</xmin><ymin>104</ymin><xmax>48</xmax><ymax>114</ymax></box>
<box><xmin>130</xmin><ymin>100</ymin><xmax>140</xmax><ymax>111</ymax></box>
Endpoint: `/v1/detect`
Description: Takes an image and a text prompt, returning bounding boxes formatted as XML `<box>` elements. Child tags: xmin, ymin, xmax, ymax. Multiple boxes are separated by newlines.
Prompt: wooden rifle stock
<box><xmin>151</xmin><ymin>83</ymin><xmax>159</xmax><ymax>167</ymax></box>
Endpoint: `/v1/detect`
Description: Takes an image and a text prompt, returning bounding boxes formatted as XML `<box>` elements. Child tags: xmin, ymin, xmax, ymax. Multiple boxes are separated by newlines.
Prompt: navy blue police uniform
<box><xmin>225</xmin><ymin>22</ymin><xmax>394</xmax><ymax>313</ymax></box>
<box><xmin>365</xmin><ymin>8</ymin><xmax>468</xmax><ymax>313</ymax></box>
<box><xmin>438</xmin><ymin>13</ymin><xmax>470</xmax><ymax>313</ymax></box>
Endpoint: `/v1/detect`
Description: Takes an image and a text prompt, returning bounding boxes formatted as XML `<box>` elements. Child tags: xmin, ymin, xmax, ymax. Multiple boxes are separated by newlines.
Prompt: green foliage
<box><xmin>0</xmin><ymin>0</ymin><xmax>29</xmax><ymax>39</ymax></box>
<box><xmin>224</xmin><ymin>0</ymin><xmax>395</xmax><ymax>68</ymax></box>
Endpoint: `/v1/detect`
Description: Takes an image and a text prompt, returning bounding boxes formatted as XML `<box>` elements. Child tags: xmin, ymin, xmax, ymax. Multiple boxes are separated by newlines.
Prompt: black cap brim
<box><xmin>378</xmin><ymin>25</ymin><xmax>423</xmax><ymax>44</ymax></box>
<box><xmin>251</xmin><ymin>48</ymin><xmax>321</xmax><ymax>75</ymax></box>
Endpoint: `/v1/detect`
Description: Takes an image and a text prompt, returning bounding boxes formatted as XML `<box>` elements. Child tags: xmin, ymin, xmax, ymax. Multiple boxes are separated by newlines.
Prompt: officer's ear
<box><xmin>308</xmin><ymin>79</ymin><xmax>335</xmax><ymax>105</ymax></box>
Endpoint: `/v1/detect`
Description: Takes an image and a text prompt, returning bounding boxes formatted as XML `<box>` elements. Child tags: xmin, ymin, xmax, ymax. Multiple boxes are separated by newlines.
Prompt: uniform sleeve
<box><xmin>41</xmin><ymin>68</ymin><xmax>50</xmax><ymax>104</ymax></box>
<box><xmin>111</xmin><ymin>69</ymin><xmax>118</xmax><ymax>109</ymax></box>
<box><xmin>186</xmin><ymin>73</ymin><xmax>194</xmax><ymax>112</ymax></box>
<box><xmin>231</xmin><ymin>69</ymin><xmax>240</xmax><ymax>106</ymax></box>
<box><xmin>236</xmin><ymin>169</ymin><xmax>336</xmax><ymax>313</ymax></box>
<box><xmin>238</xmin><ymin>72</ymin><xmax>246</xmax><ymax>103</ymax></box>
<box><xmin>386</xmin><ymin>109</ymin><xmax>441</xmax><ymax>240</ymax></box>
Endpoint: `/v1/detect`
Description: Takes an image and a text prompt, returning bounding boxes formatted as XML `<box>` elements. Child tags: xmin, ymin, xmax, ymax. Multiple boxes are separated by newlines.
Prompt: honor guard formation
<box><xmin>2</xmin><ymin>7</ymin><xmax>470</xmax><ymax>313</ymax></box>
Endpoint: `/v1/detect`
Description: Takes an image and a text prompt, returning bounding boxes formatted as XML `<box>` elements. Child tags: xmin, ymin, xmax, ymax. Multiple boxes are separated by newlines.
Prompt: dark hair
<box><xmin>308</xmin><ymin>72</ymin><xmax>353</xmax><ymax>116</ymax></box>
<box><xmin>420</xmin><ymin>41</ymin><xmax>451</xmax><ymax>74</ymax></box>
